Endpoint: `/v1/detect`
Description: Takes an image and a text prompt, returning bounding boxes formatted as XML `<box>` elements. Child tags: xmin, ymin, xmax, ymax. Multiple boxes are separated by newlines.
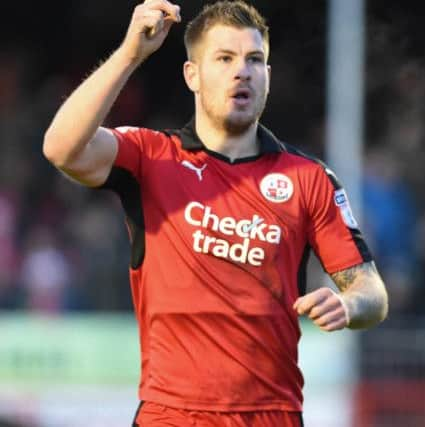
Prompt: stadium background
<box><xmin>0</xmin><ymin>1</ymin><xmax>424</xmax><ymax>426</ymax></box>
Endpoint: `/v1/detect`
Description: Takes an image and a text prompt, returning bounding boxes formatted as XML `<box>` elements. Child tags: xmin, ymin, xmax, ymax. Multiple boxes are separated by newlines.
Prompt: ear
<box><xmin>183</xmin><ymin>60</ymin><xmax>200</xmax><ymax>93</ymax></box>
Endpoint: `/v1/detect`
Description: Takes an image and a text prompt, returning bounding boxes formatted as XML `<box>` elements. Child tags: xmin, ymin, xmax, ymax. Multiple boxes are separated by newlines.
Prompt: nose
<box><xmin>234</xmin><ymin>58</ymin><xmax>251</xmax><ymax>81</ymax></box>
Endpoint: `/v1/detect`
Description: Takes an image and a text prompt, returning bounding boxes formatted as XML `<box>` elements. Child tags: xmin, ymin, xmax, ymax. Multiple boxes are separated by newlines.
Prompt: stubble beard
<box><xmin>200</xmin><ymin>92</ymin><xmax>268</xmax><ymax>136</ymax></box>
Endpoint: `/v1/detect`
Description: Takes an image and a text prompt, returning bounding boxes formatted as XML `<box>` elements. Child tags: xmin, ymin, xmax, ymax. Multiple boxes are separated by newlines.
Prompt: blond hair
<box><xmin>184</xmin><ymin>1</ymin><xmax>269</xmax><ymax>61</ymax></box>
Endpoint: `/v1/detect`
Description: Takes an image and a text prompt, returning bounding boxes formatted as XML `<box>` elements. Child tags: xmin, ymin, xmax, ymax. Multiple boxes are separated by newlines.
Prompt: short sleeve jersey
<box><xmin>101</xmin><ymin>120</ymin><xmax>372</xmax><ymax>412</ymax></box>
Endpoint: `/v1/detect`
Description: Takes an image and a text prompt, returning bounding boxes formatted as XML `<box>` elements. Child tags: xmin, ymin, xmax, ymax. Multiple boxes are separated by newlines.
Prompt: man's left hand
<box><xmin>293</xmin><ymin>287</ymin><xmax>349</xmax><ymax>332</ymax></box>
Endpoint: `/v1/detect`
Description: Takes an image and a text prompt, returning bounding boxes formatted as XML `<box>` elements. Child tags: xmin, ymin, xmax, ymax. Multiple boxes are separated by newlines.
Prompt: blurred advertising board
<box><xmin>0</xmin><ymin>313</ymin><xmax>356</xmax><ymax>427</ymax></box>
<box><xmin>0</xmin><ymin>312</ymin><xmax>139</xmax><ymax>387</ymax></box>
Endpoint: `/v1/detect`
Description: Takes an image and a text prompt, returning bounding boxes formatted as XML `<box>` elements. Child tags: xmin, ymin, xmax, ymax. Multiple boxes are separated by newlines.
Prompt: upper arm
<box><xmin>306</xmin><ymin>164</ymin><xmax>372</xmax><ymax>272</ymax></box>
<box><xmin>60</xmin><ymin>127</ymin><xmax>118</xmax><ymax>187</ymax></box>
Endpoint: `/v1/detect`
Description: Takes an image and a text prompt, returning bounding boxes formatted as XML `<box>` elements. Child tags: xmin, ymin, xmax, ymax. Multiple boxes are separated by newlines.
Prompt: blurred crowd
<box><xmin>0</xmin><ymin>0</ymin><xmax>424</xmax><ymax>317</ymax></box>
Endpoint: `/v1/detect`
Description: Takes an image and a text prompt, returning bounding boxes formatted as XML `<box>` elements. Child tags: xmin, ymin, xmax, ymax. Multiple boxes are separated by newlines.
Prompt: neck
<box><xmin>195</xmin><ymin>113</ymin><xmax>260</xmax><ymax>162</ymax></box>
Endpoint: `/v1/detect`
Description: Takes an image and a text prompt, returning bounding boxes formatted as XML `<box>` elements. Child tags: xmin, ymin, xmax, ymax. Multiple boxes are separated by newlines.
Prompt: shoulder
<box><xmin>112</xmin><ymin>126</ymin><xmax>183</xmax><ymax>157</ymax></box>
<box><xmin>278</xmin><ymin>142</ymin><xmax>340</xmax><ymax>185</ymax></box>
<box><xmin>279</xmin><ymin>142</ymin><xmax>338</xmax><ymax>185</ymax></box>
<box><xmin>113</xmin><ymin>126</ymin><xmax>176</xmax><ymax>143</ymax></box>
<box><xmin>283</xmin><ymin>143</ymin><xmax>325</xmax><ymax>169</ymax></box>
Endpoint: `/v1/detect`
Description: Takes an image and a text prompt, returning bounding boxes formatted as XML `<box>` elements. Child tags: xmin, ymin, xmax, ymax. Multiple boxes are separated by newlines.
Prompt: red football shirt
<box><xmin>101</xmin><ymin>120</ymin><xmax>372</xmax><ymax>412</ymax></box>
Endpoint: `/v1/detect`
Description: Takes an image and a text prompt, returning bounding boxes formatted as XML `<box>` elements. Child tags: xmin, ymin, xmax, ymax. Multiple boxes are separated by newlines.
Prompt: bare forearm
<box><xmin>43</xmin><ymin>2</ymin><xmax>181</xmax><ymax>170</ymax></box>
<box><xmin>331</xmin><ymin>262</ymin><xmax>389</xmax><ymax>329</ymax></box>
<box><xmin>43</xmin><ymin>48</ymin><xmax>138</xmax><ymax>166</ymax></box>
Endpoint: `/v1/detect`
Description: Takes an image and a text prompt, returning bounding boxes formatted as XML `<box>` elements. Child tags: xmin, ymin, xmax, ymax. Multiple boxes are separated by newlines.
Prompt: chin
<box><xmin>223</xmin><ymin>113</ymin><xmax>257</xmax><ymax>135</ymax></box>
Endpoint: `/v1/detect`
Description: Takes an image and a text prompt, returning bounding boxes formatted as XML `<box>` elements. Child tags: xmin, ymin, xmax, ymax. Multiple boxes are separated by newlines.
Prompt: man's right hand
<box><xmin>43</xmin><ymin>0</ymin><xmax>181</xmax><ymax>188</ymax></box>
<box><xmin>119</xmin><ymin>0</ymin><xmax>181</xmax><ymax>66</ymax></box>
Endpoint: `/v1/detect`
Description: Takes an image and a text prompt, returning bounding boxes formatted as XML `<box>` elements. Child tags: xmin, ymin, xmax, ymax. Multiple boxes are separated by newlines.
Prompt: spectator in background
<box><xmin>20</xmin><ymin>225</ymin><xmax>72</xmax><ymax>313</ymax></box>
<box><xmin>64</xmin><ymin>195</ymin><xmax>131</xmax><ymax>311</ymax></box>
<box><xmin>363</xmin><ymin>146</ymin><xmax>418</xmax><ymax>312</ymax></box>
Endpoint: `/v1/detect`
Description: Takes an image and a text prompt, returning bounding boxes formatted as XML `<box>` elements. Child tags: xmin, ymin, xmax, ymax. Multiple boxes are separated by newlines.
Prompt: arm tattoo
<box><xmin>331</xmin><ymin>262</ymin><xmax>377</xmax><ymax>292</ymax></box>
<box><xmin>330</xmin><ymin>261</ymin><xmax>388</xmax><ymax>328</ymax></box>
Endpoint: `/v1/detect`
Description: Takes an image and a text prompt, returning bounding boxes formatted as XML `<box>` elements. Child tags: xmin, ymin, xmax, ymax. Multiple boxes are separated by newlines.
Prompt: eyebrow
<box><xmin>213</xmin><ymin>49</ymin><xmax>265</xmax><ymax>57</ymax></box>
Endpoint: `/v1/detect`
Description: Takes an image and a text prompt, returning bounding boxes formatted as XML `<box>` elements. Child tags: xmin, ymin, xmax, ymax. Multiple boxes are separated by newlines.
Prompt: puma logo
<box><xmin>181</xmin><ymin>160</ymin><xmax>207</xmax><ymax>181</ymax></box>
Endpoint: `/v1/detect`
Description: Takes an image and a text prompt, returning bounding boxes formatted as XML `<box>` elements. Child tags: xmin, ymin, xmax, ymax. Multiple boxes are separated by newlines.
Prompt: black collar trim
<box><xmin>168</xmin><ymin>118</ymin><xmax>286</xmax><ymax>161</ymax></box>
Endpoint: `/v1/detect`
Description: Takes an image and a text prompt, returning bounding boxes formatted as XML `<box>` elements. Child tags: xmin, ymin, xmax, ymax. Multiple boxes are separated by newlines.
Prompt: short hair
<box><xmin>184</xmin><ymin>1</ymin><xmax>269</xmax><ymax>61</ymax></box>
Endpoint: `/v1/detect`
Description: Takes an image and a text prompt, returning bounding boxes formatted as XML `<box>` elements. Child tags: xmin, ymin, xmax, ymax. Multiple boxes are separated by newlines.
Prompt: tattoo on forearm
<box><xmin>330</xmin><ymin>261</ymin><xmax>388</xmax><ymax>328</ymax></box>
<box><xmin>331</xmin><ymin>262</ymin><xmax>376</xmax><ymax>292</ymax></box>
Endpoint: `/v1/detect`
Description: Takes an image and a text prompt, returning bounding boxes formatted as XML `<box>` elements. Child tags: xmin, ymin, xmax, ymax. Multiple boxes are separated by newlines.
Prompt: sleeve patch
<box><xmin>334</xmin><ymin>189</ymin><xmax>359</xmax><ymax>229</ymax></box>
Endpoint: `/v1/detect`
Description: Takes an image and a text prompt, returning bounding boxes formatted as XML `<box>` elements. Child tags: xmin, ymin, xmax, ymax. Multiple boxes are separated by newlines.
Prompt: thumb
<box><xmin>293</xmin><ymin>296</ymin><xmax>302</xmax><ymax>310</ymax></box>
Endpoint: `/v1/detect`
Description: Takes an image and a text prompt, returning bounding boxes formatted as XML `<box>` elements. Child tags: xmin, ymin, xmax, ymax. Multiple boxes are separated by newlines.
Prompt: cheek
<box><xmin>200</xmin><ymin>73</ymin><xmax>223</xmax><ymax>98</ymax></box>
<box><xmin>258</xmin><ymin>70</ymin><xmax>269</xmax><ymax>89</ymax></box>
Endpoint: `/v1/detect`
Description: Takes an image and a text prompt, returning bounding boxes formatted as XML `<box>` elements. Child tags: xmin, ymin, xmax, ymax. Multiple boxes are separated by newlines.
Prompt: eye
<box><xmin>248</xmin><ymin>56</ymin><xmax>264</xmax><ymax>64</ymax></box>
<box><xmin>218</xmin><ymin>55</ymin><xmax>232</xmax><ymax>63</ymax></box>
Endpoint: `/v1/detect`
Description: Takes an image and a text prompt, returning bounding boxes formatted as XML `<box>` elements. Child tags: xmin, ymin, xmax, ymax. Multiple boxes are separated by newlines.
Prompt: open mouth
<box><xmin>231</xmin><ymin>89</ymin><xmax>251</xmax><ymax>100</ymax></box>
<box><xmin>231</xmin><ymin>89</ymin><xmax>252</xmax><ymax>105</ymax></box>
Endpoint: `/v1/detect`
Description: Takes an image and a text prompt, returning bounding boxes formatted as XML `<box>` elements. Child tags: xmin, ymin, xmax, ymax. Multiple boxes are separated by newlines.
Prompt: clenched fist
<box><xmin>119</xmin><ymin>0</ymin><xmax>181</xmax><ymax>66</ymax></box>
<box><xmin>293</xmin><ymin>287</ymin><xmax>350</xmax><ymax>332</ymax></box>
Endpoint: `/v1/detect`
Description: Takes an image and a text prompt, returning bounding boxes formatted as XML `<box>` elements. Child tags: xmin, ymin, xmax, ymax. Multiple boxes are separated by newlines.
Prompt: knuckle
<box><xmin>320</xmin><ymin>312</ymin><xmax>333</xmax><ymax>325</ymax></box>
<box><xmin>329</xmin><ymin>297</ymin><xmax>340</xmax><ymax>310</ymax></box>
<box><xmin>295</xmin><ymin>300</ymin><xmax>305</xmax><ymax>311</ymax></box>
<box><xmin>323</xmin><ymin>287</ymin><xmax>334</xmax><ymax>297</ymax></box>
<box><xmin>328</xmin><ymin>310</ymin><xmax>339</xmax><ymax>322</ymax></box>
<box><xmin>134</xmin><ymin>5</ymin><xmax>149</xmax><ymax>19</ymax></box>
<box><xmin>309</xmin><ymin>307</ymin><xmax>320</xmax><ymax>318</ymax></box>
<box><xmin>140</xmin><ymin>0</ymin><xmax>159</xmax><ymax>11</ymax></box>
<box><xmin>150</xmin><ymin>0</ymin><xmax>166</xmax><ymax>7</ymax></box>
<box><xmin>154</xmin><ymin>9</ymin><xmax>165</xmax><ymax>19</ymax></box>
<box><xmin>135</xmin><ymin>4</ymin><xmax>146</xmax><ymax>12</ymax></box>
<box><xmin>314</xmin><ymin>316</ymin><xmax>326</xmax><ymax>326</ymax></box>
<box><xmin>300</xmin><ymin>303</ymin><xmax>310</xmax><ymax>314</ymax></box>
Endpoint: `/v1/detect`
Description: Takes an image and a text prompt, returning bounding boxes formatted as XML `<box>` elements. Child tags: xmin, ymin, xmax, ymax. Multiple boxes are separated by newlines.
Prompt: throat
<box><xmin>208</xmin><ymin>136</ymin><xmax>260</xmax><ymax>162</ymax></box>
<box><xmin>195</xmin><ymin>118</ymin><xmax>261</xmax><ymax>161</ymax></box>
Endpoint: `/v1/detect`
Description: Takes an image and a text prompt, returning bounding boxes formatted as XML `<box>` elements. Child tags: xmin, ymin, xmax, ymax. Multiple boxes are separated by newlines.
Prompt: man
<box><xmin>43</xmin><ymin>1</ymin><xmax>388</xmax><ymax>426</ymax></box>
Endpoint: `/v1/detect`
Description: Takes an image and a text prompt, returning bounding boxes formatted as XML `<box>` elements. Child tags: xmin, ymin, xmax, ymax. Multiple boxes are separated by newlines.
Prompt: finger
<box><xmin>319</xmin><ymin>317</ymin><xmax>347</xmax><ymax>332</ymax></box>
<box><xmin>144</xmin><ymin>0</ymin><xmax>181</xmax><ymax>22</ymax></box>
<box><xmin>138</xmin><ymin>8</ymin><xmax>169</xmax><ymax>37</ymax></box>
<box><xmin>308</xmin><ymin>301</ymin><xmax>336</xmax><ymax>320</ymax></box>
<box><xmin>146</xmin><ymin>18</ymin><xmax>173</xmax><ymax>39</ymax></box>
<box><xmin>143</xmin><ymin>13</ymin><xmax>165</xmax><ymax>38</ymax></box>
<box><xmin>332</xmin><ymin>291</ymin><xmax>350</xmax><ymax>325</ymax></box>
<box><xmin>307</xmin><ymin>294</ymin><xmax>344</xmax><ymax>320</ymax></box>
<box><xmin>293</xmin><ymin>290</ymin><xmax>328</xmax><ymax>315</ymax></box>
<box><xmin>313</xmin><ymin>307</ymin><xmax>346</xmax><ymax>328</ymax></box>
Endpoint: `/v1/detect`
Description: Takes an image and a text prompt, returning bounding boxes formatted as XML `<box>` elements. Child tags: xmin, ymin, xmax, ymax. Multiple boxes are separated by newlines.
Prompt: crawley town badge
<box><xmin>260</xmin><ymin>174</ymin><xmax>294</xmax><ymax>203</ymax></box>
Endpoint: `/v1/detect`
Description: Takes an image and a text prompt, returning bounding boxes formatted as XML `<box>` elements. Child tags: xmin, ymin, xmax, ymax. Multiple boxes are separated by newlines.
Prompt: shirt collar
<box><xmin>178</xmin><ymin>118</ymin><xmax>287</xmax><ymax>154</ymax></box>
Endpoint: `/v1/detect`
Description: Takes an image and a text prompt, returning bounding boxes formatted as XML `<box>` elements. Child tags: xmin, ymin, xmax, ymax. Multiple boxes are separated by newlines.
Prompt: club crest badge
<box><xmin>260</xmin><ymin>173</ymin><xmax>294</xmax><ymax>203</ymax></box>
